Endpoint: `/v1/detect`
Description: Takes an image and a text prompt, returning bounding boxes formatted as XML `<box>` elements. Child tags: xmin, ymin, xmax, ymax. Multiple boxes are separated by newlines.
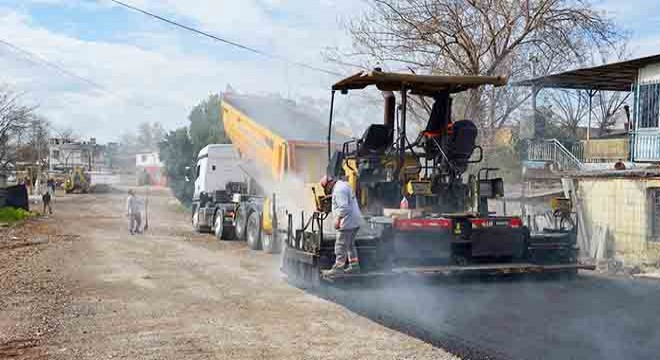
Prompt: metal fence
<box><xmin>571</xmin><ymin>138</ymin><xmax>629</xmax><ymax>163</ymax></box>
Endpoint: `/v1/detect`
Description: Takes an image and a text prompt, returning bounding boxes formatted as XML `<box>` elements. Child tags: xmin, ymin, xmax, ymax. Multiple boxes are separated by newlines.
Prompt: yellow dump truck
<box><xmin>210</xmin><ymin>93</ymin><xmax>347</xmax><ymax>253</ymax></box>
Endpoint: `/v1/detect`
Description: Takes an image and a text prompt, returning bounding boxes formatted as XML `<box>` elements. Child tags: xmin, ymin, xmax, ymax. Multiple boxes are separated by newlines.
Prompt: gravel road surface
<box><xmin>0</xmin><ymin>189</ymin><xmax>454</xmax><ymax>360</ymax></box>
<box><xmin>2</xmin><ymin>188</ymin><xmax>660</xmax><ymax>360</ymax></box>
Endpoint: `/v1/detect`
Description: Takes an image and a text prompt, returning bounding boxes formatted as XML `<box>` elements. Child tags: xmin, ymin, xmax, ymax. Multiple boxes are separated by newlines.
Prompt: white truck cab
<box><xmin>194</xmin><ymin>144</ymin><xmax>243</xmax><ymax>200</ymax></box>
<box><xmin>191</xmin><ymin>145</ymin><xmax>247</xmax><ymax>236</ymax></box>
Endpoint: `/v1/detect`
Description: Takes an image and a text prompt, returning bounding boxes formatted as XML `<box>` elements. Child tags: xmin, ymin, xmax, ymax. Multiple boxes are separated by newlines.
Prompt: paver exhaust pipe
<box><xmin>383</xmin><ymin>91</ymin><xmax>395</xmax><ymax>130</ymax></box>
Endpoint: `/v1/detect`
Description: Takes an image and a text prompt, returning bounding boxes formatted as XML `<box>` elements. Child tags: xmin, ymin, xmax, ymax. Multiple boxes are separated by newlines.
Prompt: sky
<box><xmin>0</xmin><ymin>0</ymin><xmax>658</xmax><ymax>142</ymax></box>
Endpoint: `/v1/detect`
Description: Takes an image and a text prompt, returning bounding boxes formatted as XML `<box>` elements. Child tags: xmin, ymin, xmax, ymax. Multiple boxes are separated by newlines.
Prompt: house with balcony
<box><xmin>518</xmin><ymin>54</ymin><xmax>660</xmax><ymax>269</ymax></box>
<box><xmin>48</xmin><ymin>137</ymin><xmax>111</xmax><ymax>173</ymax></box>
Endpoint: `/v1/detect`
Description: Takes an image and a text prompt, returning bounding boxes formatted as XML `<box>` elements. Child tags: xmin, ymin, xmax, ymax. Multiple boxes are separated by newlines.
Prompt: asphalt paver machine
<box><xmin>282</xmin><ymin>70</ymin><xmax>592</xmax><ymax>287</ymax></box>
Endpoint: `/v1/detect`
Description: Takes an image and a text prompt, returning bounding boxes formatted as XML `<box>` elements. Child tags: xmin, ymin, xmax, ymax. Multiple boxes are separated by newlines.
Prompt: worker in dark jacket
<box><xmin>42</xmin><ymin>190</ymin><xmax>52</xmax><ymax>215</ymax></box>
<box><xmin>320</xmin><ymin>176</ymin><xmax>362</xmax><ymax>275</ymax></box>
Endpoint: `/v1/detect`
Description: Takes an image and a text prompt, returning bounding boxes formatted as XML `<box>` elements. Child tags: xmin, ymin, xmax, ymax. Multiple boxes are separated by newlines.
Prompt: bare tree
<box><xmin>16</xmin><ymin>116</ymin><xmax>51</xmax><ymax>168</ymax></box>
<box><xmin>547</xmin><ymin>89</ymin><xmax>590</xmax><ymax>136</ymax></box>
<box><xmin>0</xmin><ymin>87</ymin><xmax>36</xmax><ymax>172</ymax></box>
<box><xmin>336</xmin><ymin>0</ymin><xmax>622</xmax><ymax>143</ymax></box>
<box><xmin>53</xmin><ymin>127</ymin><xmax>78</xmax><ymax>143</ymax></box>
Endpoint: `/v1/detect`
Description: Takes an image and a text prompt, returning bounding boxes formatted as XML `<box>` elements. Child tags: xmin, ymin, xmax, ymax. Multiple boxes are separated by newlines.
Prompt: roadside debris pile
<box><xmin>0</xmin><ymin>219</ymin><xmax>78</xmax><ymax>252</ymax></box>
<box><xmin>0</xmin><ymin>219</ymin><xmax>78</xmax><ymax>359</ymax></box>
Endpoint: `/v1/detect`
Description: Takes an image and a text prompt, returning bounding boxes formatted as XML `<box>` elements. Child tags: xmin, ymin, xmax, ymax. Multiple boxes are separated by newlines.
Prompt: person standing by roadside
<box><xmin>42</xmin><ymin>189</ymin><xmax>52</xmax><ymax>215</ymax></box>
<box><xmin>126</xmin><ymin>189</ymin><xmax>142</xmax><ymax>235</ymax></box>
<box><xmin>47</xmin><ymin>178</ymin><xmax>56</xmax><ymax>195</ymax></box>
<box><xmin>319</xmin><ymin>176</ymin><xmax>363</xmax><ymax>275</ymax></box>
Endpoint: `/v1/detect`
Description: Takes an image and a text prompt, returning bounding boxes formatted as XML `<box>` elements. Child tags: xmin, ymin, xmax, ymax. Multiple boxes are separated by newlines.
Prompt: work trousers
<box><xmin>42</xmin><ymin>201</ymin><xmax>52</xmax><ymax>215</ymax></box>
<box><xmin>129</xmin><ymin>213</ymin><xmax>142</xmax><ymax>233</ymax></box>
<box><xmin>334</xmin><ymin>227</ymin><xmax>360</xmax><ymax>268</ymax></box>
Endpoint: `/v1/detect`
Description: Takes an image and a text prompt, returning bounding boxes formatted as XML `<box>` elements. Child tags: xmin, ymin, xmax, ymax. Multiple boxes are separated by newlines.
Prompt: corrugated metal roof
<box><xmin>515</xmin><ymin>54</ymin><xmax>660</xmax><ymax>91</ymax></box>
<box><xmin>333</xmin><ymin>70</ymin><xmax>507</xmax><ymax>95</ymax></box>
<box><xmin>223</xmin><ymin>93</ymin><xmax>350</xmax><ymax>143</ymax></box>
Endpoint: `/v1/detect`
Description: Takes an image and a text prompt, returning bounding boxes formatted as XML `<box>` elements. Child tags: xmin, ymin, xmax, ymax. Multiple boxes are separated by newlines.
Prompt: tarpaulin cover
<box><xmin>0</xmin><ymin>184</ymin><xmax>29</xmax><ymax>211</ymax></box>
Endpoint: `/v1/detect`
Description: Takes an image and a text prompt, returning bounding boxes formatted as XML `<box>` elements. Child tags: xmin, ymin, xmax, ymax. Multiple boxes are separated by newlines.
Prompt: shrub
<box><xmin>0</xmin><ymin>207</ymin><xmax>35</xmax><ymax>223</ymax></box>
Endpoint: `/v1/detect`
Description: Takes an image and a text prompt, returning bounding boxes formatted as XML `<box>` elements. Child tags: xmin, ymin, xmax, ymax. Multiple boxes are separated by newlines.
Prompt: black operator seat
<box><xmin>448</xmin><ymin>120</ymin><xmax>478</xmax><ymax>167</ymax></box>
<box><xmin>358</xmin><ymin>124</ymin><xmax>393</xmax><ymax>156</ymax></box>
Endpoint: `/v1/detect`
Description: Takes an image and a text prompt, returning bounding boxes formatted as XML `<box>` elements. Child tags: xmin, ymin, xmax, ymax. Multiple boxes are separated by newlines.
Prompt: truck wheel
<box><xmin>192</xmin><ymin>208</ymin><xmax>202</xmax><ymax>233</ymax></box>
<box><xmin>214</xmin><ymin>212</ymin><xmax>224</xmax><ymax>240</ymax></box>
<box><xmin>262</xmin><ymin>233</ymin><xmax>280</xmax><ymax>254</ymax></box>
<box><xmin>246</xmin><ymin>212</ymin><xmax>262</xmax><ymax>250</ymax></box>
<box><xmin>234</xmin><ymin>207</ymin><xmax>247</xmax><ymax>240</ymax></box>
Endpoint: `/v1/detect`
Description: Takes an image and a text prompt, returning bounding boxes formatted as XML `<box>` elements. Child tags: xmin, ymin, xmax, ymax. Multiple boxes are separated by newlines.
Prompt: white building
<box><xmin>135</xmin><ymin>152</ymin><xmax>162</xmax><ymax>168</ymax></box>
<box><xmin>48</xmin><ymin>138</ymin><xmax>109</xmax><ymax>172</ymax></box>
<box><xmin>135</xmin><ymin>151</ymin><xmax>166</xmax><ymax>186</ymax></box>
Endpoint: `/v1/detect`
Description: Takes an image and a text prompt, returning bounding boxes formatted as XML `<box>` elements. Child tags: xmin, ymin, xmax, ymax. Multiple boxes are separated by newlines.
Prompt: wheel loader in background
<box><xmin>64</xmin><ymin>167</ymin><xmax>91</xmax><ymax>194</ymax></box>
<box><xmin>282</xmin><ymin>70</ymin><xmax>594</xmax><ymax>287</ymax></box>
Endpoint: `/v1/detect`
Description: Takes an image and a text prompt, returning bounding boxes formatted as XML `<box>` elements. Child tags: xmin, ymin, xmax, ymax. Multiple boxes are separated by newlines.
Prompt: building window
<box><xmin>141</xmin><ymin>154</ymin><xmax>148</xmax><ymax>162</ymax></box>
<box><xmin>52</xmin><ymin>150</ymin><xmax>60</xmax><ymax>160</ymax></box>
<box><xmin>637</xmin><ymin>82</ymin><xmax>660</xmax><ymax>128</ymax></box>
<box><xmin>650</xmin><ymin>188</ymin><xmax>660</xmax><ymax>240</ymax></box>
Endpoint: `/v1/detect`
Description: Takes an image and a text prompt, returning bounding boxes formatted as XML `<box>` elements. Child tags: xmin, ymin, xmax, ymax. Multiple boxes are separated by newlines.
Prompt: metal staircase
<box><xmin>527</xmin><ymin>139</ymin><xmax>584</xmax><ymax>171</ymax></box>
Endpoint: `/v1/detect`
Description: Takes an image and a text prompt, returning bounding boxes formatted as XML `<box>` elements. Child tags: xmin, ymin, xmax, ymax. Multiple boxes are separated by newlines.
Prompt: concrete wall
<box><xmin>576</xmin><ymin>177</ymin><xmax>660</xmax><ymax>265</ymax></box>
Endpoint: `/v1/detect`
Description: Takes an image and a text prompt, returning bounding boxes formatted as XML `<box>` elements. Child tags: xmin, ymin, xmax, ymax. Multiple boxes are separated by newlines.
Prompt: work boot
<box><xmin>345</xmin><ymin>264</ymin><xmax>361</xmax><ymax>274</ymax></box>
<box><xmin>322</xmin><ymin>266</ymin><xmax>345</xmax><ymax>277</ymax></box>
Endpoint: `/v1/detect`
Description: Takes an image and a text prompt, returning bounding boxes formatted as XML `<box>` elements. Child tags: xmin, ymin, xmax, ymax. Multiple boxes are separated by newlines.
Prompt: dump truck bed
<box><xmin>222</xmin><ymin>93</ymin><xmax>349</xmax><ymax>183</ymax></box>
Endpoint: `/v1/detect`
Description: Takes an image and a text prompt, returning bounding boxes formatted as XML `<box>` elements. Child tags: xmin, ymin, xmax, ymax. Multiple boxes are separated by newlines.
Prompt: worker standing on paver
<box><xmin>320</xmin><ymin>176</ymin><xmax>362</xmax><ymax>275</ymax></box>
<box><xmin>126</xmin><ymin>189</ymin><xmax>142</xmax><ymax>235</ymax></box>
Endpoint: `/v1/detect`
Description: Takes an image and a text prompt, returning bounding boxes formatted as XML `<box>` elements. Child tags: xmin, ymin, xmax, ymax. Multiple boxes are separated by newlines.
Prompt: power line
<box><xmin>0</xmin><ymin>37</ymin><xmax>156</xmax><ymax>111</ymax></box>
<box><xmin>0</xmin><ymin>38</ymin><xmax>107</xmax><ymax>91</ymax></box>
<box><xmin>108</xmin><ymin>0</ymin><xmax>342</xmax><ymax>77</ymax></box>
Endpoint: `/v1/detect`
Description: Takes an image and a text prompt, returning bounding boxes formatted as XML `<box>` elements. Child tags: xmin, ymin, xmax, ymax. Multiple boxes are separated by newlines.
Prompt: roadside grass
<box><xmin>0</xmin><ymin>207</ymin><xmax>37</xmax><ymax>225</ymax></box>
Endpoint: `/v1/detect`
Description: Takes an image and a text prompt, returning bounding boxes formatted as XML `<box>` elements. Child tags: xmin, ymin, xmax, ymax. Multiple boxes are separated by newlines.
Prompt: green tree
<box><xmin>188</xmin><ymin>94</ymin><xmax>230</xmax><ymax>155</ymax></box>
<box><xmin>137</xmin><ymin>122</ymin><xmax>166</xmax><ymax>151</ymax></box>
<box><xmin>159</xmin><ymin>127</ymin><xmax>194</xmax><ymax>206</ymax></box>
<box><xmin>159</xmin><ymin>93</ymin><xmax>234</xmax><ymax>206</ymax></box>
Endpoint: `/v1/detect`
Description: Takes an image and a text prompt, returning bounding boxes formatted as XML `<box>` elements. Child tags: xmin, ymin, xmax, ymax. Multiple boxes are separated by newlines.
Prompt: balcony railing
<box><xmin>632</xmin><ymin>129</ymin><xmax>660</xmax><ymax>162</ymax></box>
<box><xmin>572</xmin><ymin>138</ymin><xmax>629</xmax><ymax>163</ymax></box>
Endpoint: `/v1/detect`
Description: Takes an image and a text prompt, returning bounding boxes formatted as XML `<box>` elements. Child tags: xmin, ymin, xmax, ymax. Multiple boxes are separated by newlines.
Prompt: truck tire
<box><xmin>246</xmin><ymin>211</ymin><xmax>262</xmax><ymax>250</ymax></box>
<box><xmin>214</xmin><ymin>211</ymin><xmax>236</xmax><ymax>240</ymax></box>
<box><xmin>192</xmin><ymin>208</ymin><xmax>202</xmax><ymax>233</ymax></box>
<box><xmin>214</xmin><ymin>211</ymin><xmax>224</xmax><ymax>240</ymax></box>
<box><xmin>262</xmin><ymin>233</ymin><xmax>280</xmax><ymax>254</ymax></box>
<box><xmin>234</xmin><ymin>207</ymin><xmax>247</xmax><ymax>240</ymax></box>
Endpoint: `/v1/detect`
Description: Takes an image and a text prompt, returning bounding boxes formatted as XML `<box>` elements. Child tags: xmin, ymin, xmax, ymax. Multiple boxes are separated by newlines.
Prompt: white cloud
<box><xmin>0</xmin><ymin>1</ymin><xmax>367</xmax><ymax>142</ymax></box>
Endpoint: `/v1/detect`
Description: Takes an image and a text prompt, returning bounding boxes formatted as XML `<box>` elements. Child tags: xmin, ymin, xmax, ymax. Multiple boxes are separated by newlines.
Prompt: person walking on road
<box><xmin>47</xmin><ymin>178</ymin><xmax>56</xmax><ymax>195</ymax></box>
<box><xmin>126</xmin><ymin>189</ymin><xmax>142</xmax><ymax>235</ymax></box>
<box><xmin>42</xmin><ymin>190</ymin><xmax>52</xmax><ymax>215</ymax></box>
<box><xmin>320</xmin><ymin>176</ymin><xmax>362</xmax><ymax>275</ymax></box>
